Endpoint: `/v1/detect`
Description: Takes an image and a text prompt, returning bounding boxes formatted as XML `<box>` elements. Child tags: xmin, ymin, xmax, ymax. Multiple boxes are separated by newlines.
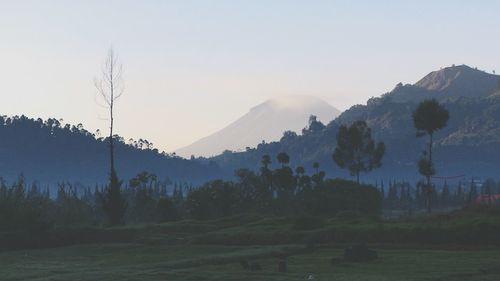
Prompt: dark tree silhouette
<box><xmin>295</xmin><ymin>166</ymin><xmax>311</xmax><ymax>191</ymax></box>
<box><xmin>313</xmin><ymin>162</ymin><xmax>320</xmax><ymax>174</ymax></box>
<box><xmin>261</xmin><ymin>154</ymin><xmax>271</xmax><ymax>169</ymax></box>
<box><xmin>311</xmin><ymin>162</ymin><xmax>325</xmax><ymax>187</ymax></box>
<box><xmin>295</xmin><ymin>166</ymin><xmax>305</xmax><ymax>176</ymax></box>
<box><xmin>99</xmin><ymin>169</ymin><xmax>127</xmax><ymax>225</ymax></box>
<box><xmin>95</xmin><ymin>48</ymin><xmax>127</xmax><ymax>225</ymax></box>
<box><xmin>276</xmin><ymin>152</ymin><xmax>290</xmax><ymax>167</ymax></box>
<box><xmin>280</xmin><ymin>130</ymin><xmax>298</xmax><ymax>142</ymax></box>
<box><xmin>302</xmin><ymin>115</ymin><xmax>325</xmax><ymax>134</ymax></box>
<box><xmin>412</xmin><ymin>99</ymin><xmax>449</xmax><ymax>212</ymax></box>
<box><xmin>260</xmin><ymin>154</ymin><xmax>273</xmax><ymax>192</ymax></box>
<box><xmin>273</xmin><ymin>153</ymin><xmax>294</xmax><ymax>213</ymax></box>
<box><xmin>332</xmin><ymin>120</ymin><xmax>385</xmax><ymax>184</ymax></box>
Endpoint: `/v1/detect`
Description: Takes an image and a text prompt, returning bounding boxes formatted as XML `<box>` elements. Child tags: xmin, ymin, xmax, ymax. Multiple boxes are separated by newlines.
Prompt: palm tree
<box><xmin>261</xmin><ymin>154</ymin><xmax>271</xmax><ymax>169</ymax></box>
<box><xmin>276</xmin><ymin>152</ymin><xmax>290</xmax><ymax>168</ymax></box>
<box><xmin>313</xmin><ymin>162</ymin><xmax>320</xmax><ymax>174</ymax></box>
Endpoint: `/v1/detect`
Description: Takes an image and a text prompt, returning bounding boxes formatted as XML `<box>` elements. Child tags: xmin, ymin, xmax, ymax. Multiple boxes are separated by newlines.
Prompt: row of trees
<box><xmin>0</xmin><ymin>173</ymin><xmax>192</xmax><ymax>232</ymax></box>
<box><xmin>0</xmin><ymin>157</ymin><xmax>382</xmax><ymax>233</ymax></box>
<box><xmin>4</xmin><ymin>167</ymin><xmax>495</xmax><ymax>233</ymax></box>
<box><xmin>378</xmin><ymin>179</ymin><xmax>500</xmax><ymax>211</ymax></box>
<box><xmin>186</xmin><ymin>153</ymin><xmax>381</xmax><ymax>219</ymax></box>
<box><xmin>0</xmin><ymin>115</ymin><xmax>158</xmax><ymax>154</ymax></box>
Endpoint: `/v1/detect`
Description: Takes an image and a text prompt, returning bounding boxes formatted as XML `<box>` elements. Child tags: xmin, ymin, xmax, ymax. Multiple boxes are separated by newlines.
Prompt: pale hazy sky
<box><xmin>1</xmin><ymin>1</ymin><xmax>499</xmax><ymax>152</ymax></box>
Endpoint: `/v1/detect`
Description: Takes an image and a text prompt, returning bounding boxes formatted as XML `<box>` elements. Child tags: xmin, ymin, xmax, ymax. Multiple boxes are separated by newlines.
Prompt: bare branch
<box><xmin>93</xmin><ymin>92</ymin><xmax>110</xmax><ymax>109</ymax></box>
<box><xmin>95</xmin><ymin>48</ymin><xmax>124</xmax><ymax>106</ymax></box>
<box><xmin>94</xmin><ymin>47</ymin><xmax>125</xmax><ymax>176</ymax></box>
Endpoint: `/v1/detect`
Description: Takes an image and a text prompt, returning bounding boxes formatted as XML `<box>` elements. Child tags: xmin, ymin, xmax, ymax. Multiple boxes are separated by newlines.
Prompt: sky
<box><xmin>1</xmin><ymin>0</ymin><xmax>500</xmax><ymax>152</ymax></box>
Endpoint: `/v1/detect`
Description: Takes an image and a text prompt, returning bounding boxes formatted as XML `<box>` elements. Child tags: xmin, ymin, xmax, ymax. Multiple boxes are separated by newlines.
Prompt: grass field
<box><xmin>2</xmin><ymin>243</ymin><xmax>500</xmax><ymax>281</ymax></box>
<box><xmin>1</xmin><ymin>210</ymin><xmax>500</xmax><ymax>281</ymax></box>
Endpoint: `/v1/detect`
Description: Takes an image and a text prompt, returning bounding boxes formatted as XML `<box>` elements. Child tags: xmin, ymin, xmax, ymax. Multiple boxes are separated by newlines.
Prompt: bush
<box><xmin>309</xmin><ymin>179</ymin><xmax>382</xmax><ymax>216</ymax></box>
<box><xmin>185</xmin><ymin>180</ymin><xmax>241</xmax><ymax>220</ymax></box>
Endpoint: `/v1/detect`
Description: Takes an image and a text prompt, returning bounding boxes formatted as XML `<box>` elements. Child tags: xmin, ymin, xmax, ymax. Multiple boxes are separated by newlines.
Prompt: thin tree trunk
<box><xmin>109</xmin><ymin>61</ymin><xmax>115</xmax><ymax>174</ymax></box>
<box><xmin>426</xmin><ymin>133</ymin><xmax>433</xmax><ymax>213</ymax></box>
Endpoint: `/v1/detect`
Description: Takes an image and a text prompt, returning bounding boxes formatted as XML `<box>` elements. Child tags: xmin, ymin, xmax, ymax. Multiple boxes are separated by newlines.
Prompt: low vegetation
<box><xmin>1</xmin><ymin>209</ymin><xmax>500</xmax><ymax>280</ymax></box>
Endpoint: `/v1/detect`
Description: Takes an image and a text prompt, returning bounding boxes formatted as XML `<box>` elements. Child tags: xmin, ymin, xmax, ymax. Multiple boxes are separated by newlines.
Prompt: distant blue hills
<box><xmin>211</xmin><ymin>65</ymin><xmax>500</xmax><ymax>183</ymax></box>
<box><xmin>2</xmin><ymin>64</ymin><xmax>499</xmax><ymax>187</ymax></box>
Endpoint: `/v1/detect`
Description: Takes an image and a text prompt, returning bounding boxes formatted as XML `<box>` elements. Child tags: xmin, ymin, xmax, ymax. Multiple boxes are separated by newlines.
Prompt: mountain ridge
<box><xmin>176</xmin><ymin>95</ymin><xmax>340</xmax><ymax>157</ymax></box>
<box><xmin>387</xmin><ymin>65</ymin><xmax>500</xmax><ymax>103</ymax></box>
<box><xmin>211</xmin><ymin>65</ymin><xmax>500</xmax><ymax>182</ymax></box>
<box><xmin>1</xmin><ymin>64</ymin><xmax>499</xmax><ymax>186</ymax></box>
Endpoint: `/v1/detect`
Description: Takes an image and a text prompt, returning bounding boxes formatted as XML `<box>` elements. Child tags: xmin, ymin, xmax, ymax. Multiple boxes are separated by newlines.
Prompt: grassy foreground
<box><xmin>1</xmin><ymin>243</ymin><xmax>500</xmax><ymax>281</ymax></box>
<box><xmin>1</xmin><ymin>210</ymin><xmax>500</xmax><ymax>280</ymax></box>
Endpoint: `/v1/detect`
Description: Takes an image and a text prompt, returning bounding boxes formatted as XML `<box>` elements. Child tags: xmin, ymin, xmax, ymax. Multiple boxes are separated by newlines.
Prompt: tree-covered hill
<box><xmin>3</xmin><ymin>65</ymin><xmax>499</xmax><ymax>186</ymax></box>
<box><xmin>0</xmin><ymin>115</ymin><xmax>222</xmax><ymax>186</ymax></box>
<box><xmin>211</xmin><ymin>65</ymin><xmax>500</xmax><ymax>182</ymax></box>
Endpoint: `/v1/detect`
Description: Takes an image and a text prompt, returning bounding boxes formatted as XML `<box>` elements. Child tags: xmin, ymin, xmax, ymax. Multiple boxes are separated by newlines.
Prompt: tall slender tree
<box><xmin>260</xmin><ymin>154</ymin><xmax>273</xmax><ymax>187</ymax></box>
<box><xmin>274</xmin><ymin>152</ymin><xmax>294</xmax><ymax>213</ymax></box>
<box><xmin>95</xmin><ymin>48</ymin><xmax>124</xmax><ymax>173</ymax></box>
<box><xmin>95</xmin><ymin>48</ymin><xmax>127</xmax><ymax>225</ymax></box>
<box><xmin>412</xmin><ymin>99</ymin><xmax>449</xmax><ymax>212</ymax></box>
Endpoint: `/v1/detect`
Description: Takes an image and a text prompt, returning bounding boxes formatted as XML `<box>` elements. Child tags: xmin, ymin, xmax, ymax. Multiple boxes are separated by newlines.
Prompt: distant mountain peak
<box><xmin>176</xmin><ymin>95</ymin><xmax>340</xmax><ymax>157</ymax></box>
<box><xmin>387</xmin><ymin>65</ymin><xmax>500</xmax><ymax>103</ymax></box>
<box><xmin>414</xmin><ymin>64</ymin><xmax>499</xmax><ymax>93</ymax></box>
<box><xmin>251</xmin><ymin>95</ymin><xmax>331</xmax><ymax>112</ymax></box>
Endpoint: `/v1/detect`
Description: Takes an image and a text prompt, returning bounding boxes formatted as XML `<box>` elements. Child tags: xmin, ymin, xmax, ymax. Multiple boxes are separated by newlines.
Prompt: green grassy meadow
<box><xmin>1</xmin><ymin>210</ymin><xmax>500</xmax><ymax>281</ymax></box>
<box><xmin>2</xmin><ymin>244</ymin><xmax>500</xmax><ymax>281</ymax></box>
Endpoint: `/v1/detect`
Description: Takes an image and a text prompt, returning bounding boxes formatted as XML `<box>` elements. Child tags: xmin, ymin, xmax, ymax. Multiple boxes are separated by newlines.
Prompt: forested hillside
<box><xmin>0</xmin><ymin>115</ymin><xmax>222</xmax><ymax>186</ymax></box>
<box><xmin>212</xmin><ymin>65</ymin><xmax>500</xmax><ymax>182</ymax></box>
<box><xmin>2</xmin><ymin>65</ymin><xmax>499</xmax><ymax>186</ymax></box>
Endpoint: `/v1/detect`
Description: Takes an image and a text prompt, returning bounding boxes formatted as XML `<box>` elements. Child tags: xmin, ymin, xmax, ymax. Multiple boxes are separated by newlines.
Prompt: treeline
<box><xmin>0</xmin><ymin>153</ymin><xmax>381</xmax><ymax>233</ymax></box>
<box><xmin>0</xmin><ymin>173</ymin><xmax>196</xmax><ymax>232</ymax></box>
<box><xmin>4</xmin><ymin>170</ymin><xmax>496</xmax><ymax>235</ymax></box>
<box><xmin>186</xmin><ymin>155</ymin><xmax>380</xmax><ymax>220</ymax></box>
<box><xmin>0</xmin><ymin>114</ymin><xmax>222</xmax><ymax>184</ymax></box>
<box><xmin>380</xmin><ymin>179</ymin><xmax>500</xmax><ymax>211</ymax></box>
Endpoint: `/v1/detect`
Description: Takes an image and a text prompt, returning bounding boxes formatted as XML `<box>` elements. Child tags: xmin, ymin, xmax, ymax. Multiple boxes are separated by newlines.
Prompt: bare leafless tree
<box><xmin>94</xmin><ymin>48</ymin><xmax>127</xmax><ymax>225</ymax></box>
<box><xmin>95</xmin><ymin>48</ymin><xmax>124</xmax><ymax>173</ymax></box>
